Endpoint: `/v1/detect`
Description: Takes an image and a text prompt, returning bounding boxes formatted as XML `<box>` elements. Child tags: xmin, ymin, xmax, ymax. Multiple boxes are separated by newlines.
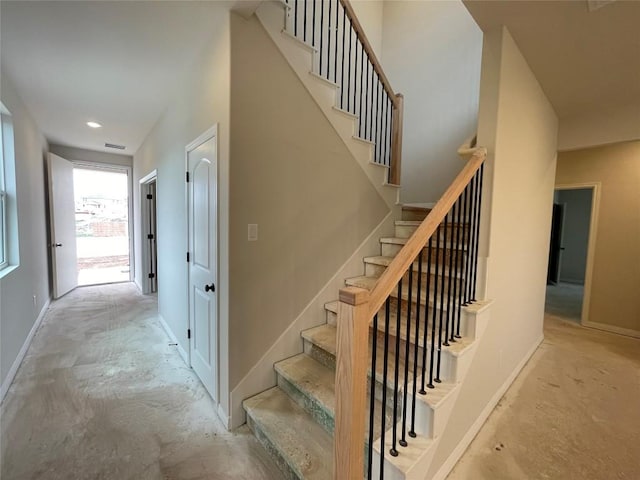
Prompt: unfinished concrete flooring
<box><xmin>0</xmin><ymin>283</ymin><xmax>280</xmax><ymax>480</ymax></box>
<box><xmin>448</xmin><ymin>312</ymin><xmax>640</xmax><ymax>480</ymax></box>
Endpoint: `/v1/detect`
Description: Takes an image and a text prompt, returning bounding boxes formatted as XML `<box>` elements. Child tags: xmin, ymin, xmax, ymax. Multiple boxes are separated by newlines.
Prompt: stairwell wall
<box><xmin>428</xmin><ymin>27</ymin><xmax>558</xmax><ymax>478</ymax></box>
<box><xmin>228</xmin><ymin>13</ymin><xmax>389</xmax><ymax>427</ymax></box>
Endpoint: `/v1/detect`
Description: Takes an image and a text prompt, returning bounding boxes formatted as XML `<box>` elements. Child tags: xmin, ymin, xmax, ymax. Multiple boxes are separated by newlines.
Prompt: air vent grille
<box><xmin>105</xmin><ymin>143</ymin><xmax>126</xmax><ymax>150</ymax></box>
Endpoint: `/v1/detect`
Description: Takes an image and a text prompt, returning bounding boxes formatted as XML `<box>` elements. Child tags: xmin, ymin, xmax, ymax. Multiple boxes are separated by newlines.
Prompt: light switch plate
<box><xmin>248</xmin><ymin>224</ymin><xmax>258</xmax><ymax>241</ymax></box>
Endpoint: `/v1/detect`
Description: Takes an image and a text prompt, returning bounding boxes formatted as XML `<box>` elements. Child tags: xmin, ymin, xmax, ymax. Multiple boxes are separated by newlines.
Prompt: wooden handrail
<box><xmin>367</xmin><ymin>147</ymin><xmax>487</xmax><ymax>318</ymax></box>
<box><xmin>340</xmin><ymin>0</ymin><xmax>399</xmax><ymax>108</ymax></box>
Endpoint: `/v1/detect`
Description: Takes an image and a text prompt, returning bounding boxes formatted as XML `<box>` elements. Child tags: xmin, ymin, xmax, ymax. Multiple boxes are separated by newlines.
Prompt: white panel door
<box><xmin>48</xmin><ymin>153</ymin><xmax>78</xmax><ymax>298</ymax></box>
<box><xmin>187</xmin><ymin>129</ymin><xmax>218</xmax><ymax>402</ymax></box>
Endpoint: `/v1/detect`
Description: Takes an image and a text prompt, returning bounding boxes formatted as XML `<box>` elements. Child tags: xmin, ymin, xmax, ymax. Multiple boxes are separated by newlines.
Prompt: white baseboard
<box><xmin>0</xmin><ymin>298</ymin><xmax>51</xmax><ymax>404</ymax></box>
<box><xmin>430</xmin><ymin>334</ymin><xmax>544</xmax><ymax>480</ymax></box>
<box><xmin>583</xmin><ymin>320</ymin><xmax>640</xmax><ymax>339</ymax></box>
<box><xmin>157</xmin><ymin>314</ymin><xmax>189</xmax><ymax>365</ymax></box>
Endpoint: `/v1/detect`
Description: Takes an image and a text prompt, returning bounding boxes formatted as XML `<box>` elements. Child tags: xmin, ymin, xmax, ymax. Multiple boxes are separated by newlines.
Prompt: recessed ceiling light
<box><xmin>86</xmin><ymin>121</ymin><xmax>102</xmax><ymax>128</ymax></box>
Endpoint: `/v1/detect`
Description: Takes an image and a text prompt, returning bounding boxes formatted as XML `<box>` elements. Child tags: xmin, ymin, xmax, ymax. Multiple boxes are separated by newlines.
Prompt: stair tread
<box><xmin>380</xmin><ymin>236</ymin><xmax>468</xmax><ymax>251</ymax></box>
<box><xmin>364</xmin><ymin>255</ymin><xmax>463</xmax><ymax>278</ymax></box>
<box><xmin>395</xmin><ymin>220</ymin><xmax>470</xmax><ymax>227</ymax></box>
<box><xmin>244</xmin><ymin>387</ymin><xmax>332</xmax><ymax>479</ymax></box>
<box><xmin>302</xmin><ymin>323</ymin><xmax>337</xmax><ymax>356</ymax></box>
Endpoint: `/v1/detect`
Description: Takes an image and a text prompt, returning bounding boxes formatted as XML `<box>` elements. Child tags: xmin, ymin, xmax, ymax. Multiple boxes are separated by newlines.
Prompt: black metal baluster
<box><xmin>294</xmin><ymin>0</ymin><xmax>298</xmax><ymax>37</ymax></box>
<box><xmin>340</xmin><ymin>8</ymin><xmax>346</xmax><ymax>108</ymax></box>
<box><xmin>326</xmin><ymin>0</ymin><xmax>331</xmax><ymax>80</ymax></box>
<box><xmin>471</xmin><ymin>165</ymin><xmax>484</xmax><ymax>301</ymax></box>
<box><xmin>420</xmin><ymin>241</ymin><xmax>432</xmax><ymax>395</ymax></box>
<box><xmin>452</xmin><ymin>195</ymin><xmax>463</xmax><ymax>340</ymax></box>
<box><xmin>400</xmin><ymin>266</ymin><xmax>412</xmax><ymax>448</ymax></box>
<box><xmin>347</xmin><ymin>19</ymin><xmax>353</xmax><ymax>112</ymax></box>
<box><xmin>390</xmin><ymin>278</ymin><xmax>403</xmax><ymax>457</ymax></box>
<box><xmin>455</xmin><ymin>189</ymin><xmax>467</xmax><ymax>337</ymax></box>
<box><xmin>436</xmin><ymin>219</ymin><xmax>448</xmax><ymax>382</ymax></box>
<box><xmin>380</xmin><ymin>93</ymin><xmax>387</xmax><ymax>167</ymax></box>
<box><xmin>446</xmin><ymin>205</ymin><xmax>457</xmax><ymax>343</ymax></box>
<box><xmin>334</xmin><ymin>0</ymin><xmax>338</xmax><ymax>84</ymax></box>
<box><xmin>367</xmin><ymin>313</ymin><xmax>379</xmax><ymax>480</ymax></box>
<box><xmin>363</xmin><ymin>56</ymin><xmax>369</xmax><ymax>140</ymax></box>
<box><xmin>428</xmin><ymin>231</ymin><xmax>439</xmax><ymax>389</ymax></box>
<box><xmin>312</xmin><ymin>0</ymin><xmax>316</xmax><ymax>46</ymax></box>
<box><xmin>303</xmin><ymin>0</ymin><xmax>307</xmax><ymax>42</ymax></box>
<box><xmin>359</xmin><ymin>41</ymin><xmax>364</xmax><ymax>137</ymax></box>
<box><xmin>380</xmin><ymin>297</ymin><xmax>392</xmax><ymax>476</ymax></box>
<box><xmin>319</xmin><ymin>0</ymin><xmax>324</xmax><ymax>76</ymax></box>
<box><xmin>374</xmin><ymin>75</ymin><xmax>380</xmax><ymax>163</ymax></box>
<box><xmin>442</xmin><ymin>213</ymin><xmax>451</xmax><ymax>348</ymax></box>
<box><xmin>409</xmin><ymin>250</ymin><xmax>423</xmax><ymax>437</ymax></box>
<box><xmin>462</xmin><ymin>182</ymin><xmax>473</xmax><ymax>306</ymax></box>
<box><xmin>465</xmin><ymin>176</ymin><xmax>477</xmax><ymax>305</ymax></box>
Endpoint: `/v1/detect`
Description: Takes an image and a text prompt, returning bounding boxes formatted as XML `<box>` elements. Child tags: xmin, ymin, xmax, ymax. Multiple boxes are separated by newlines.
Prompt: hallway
<box><xmin>0</xmin><ymin>284</ymin><xmax>280</xmax><ymax>480</ymax></box>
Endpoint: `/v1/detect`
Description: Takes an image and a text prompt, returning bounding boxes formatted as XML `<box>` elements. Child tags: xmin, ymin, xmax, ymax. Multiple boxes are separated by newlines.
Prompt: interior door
<box><xmin>547</xmin><ymin>202</ymin><xmax>565</xmax><ymax>285</ymax></box>
<box><xmin>48</xmin><ymin>153</ymin><xmax>78</xmax><ymax>298</ymax></box>
<box><xmin>187</xmin><ymin>129</ymin><xmax>218</xmax><ymax>402</ymax></box>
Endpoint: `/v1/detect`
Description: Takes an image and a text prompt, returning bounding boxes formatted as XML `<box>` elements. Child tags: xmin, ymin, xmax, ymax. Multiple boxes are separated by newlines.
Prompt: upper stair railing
<box><xmin>335</xmin><ymin>147</ymin><xmax>487</xmax><ymax>478</ymax></box>
<box><xmin>284</xmin><ymin>0</ymin><xmax>404</xmax><ymax>185</ymax></box>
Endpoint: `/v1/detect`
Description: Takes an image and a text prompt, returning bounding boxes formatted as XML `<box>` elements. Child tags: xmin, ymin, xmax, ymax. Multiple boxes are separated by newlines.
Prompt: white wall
<box><xmin>428</xmin><ymin>26</ymin><xmax>558</xmax><ymax>478</ymax></box>
<box><xmin>0</xmin><ymin>74</ymin><xmax>51</xmax><ymax>397</ymax></box>
<box><xmin>558</xmin><ymin>103</ymin><xmax>640</xmax><ymax>151</ymax></box>
<box><xmin>49</xmin><ymin>144</ymin><xmax>132</xmax><ymax>168</ymax></box>
<box><xmin>381</xmin><ymin>0</ymin><xmax>483</xmax><ymax>203</ymax></box>
<box><xmin>133</xmin><ymin>5</ymin><xmax>231</xmax><ymax>418</ymax></box>
<box><xmin>350</xmin><ymin>0</ymin><xmax>383</xmax><ymax>58</ymax></box>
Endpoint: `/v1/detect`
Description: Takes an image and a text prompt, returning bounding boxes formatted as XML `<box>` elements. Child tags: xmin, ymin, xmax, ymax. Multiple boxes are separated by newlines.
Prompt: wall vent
<box><xmin>105</xmin><ymin>142</ymin><xmax>126</xmax><ymax>150</ymax></box>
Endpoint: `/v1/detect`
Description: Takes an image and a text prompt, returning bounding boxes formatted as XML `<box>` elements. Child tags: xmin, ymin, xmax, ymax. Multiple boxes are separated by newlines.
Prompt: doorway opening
<box><xmin>74</xmin><ymin>166</ymin><xmax>131</xmax><ymax>286</ymax></box>
<box><xmin>139</xmin><ymin>170</ymin><xmax>158</xmax><ymax>294</ymax></box>
<box><xmin>545</xmin><ymin>185</ymin><xmax>599</xmax><ymax>324</ymax></box>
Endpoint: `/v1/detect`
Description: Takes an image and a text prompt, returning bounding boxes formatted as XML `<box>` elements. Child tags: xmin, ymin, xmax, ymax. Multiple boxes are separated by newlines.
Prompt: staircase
<box><xmin>244</xmin><ymin>206</ymin><xmax>491</xmax><ymax>479</ymax></box>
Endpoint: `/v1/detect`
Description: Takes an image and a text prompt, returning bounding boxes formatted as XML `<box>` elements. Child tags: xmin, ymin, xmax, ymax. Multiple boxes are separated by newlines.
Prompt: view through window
<box><xmin>74</xmin><ymin>167</ymin><xmax>129</xmax><ymax>285</ymax></box>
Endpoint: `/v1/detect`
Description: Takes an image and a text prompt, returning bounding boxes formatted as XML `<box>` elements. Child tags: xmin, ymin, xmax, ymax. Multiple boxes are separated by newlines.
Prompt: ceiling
<box><xmin>463</xmin><ymin>0</ymin><xmax>640</xmax><ymax>119</ymax></box>
<box><xmin>1</xmin><ymin>1</ymin><xmax>232</xmax><ymax>155</ymax></box>
<box><xmin>2</xmin><ymin>1</ymin><xmax>638</xmax><ymax>156</ymax></box>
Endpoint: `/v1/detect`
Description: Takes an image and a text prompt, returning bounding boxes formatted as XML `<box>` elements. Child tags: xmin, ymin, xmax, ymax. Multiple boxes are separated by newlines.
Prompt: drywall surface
<box><xmin>133</xmin><ymin>5</ymin><xmax>231</xmax><ymax>417</ymax></box>
<box><xmin>350</xmin><ymin>0</ymin><xmax>383</xmax><ymax>58</ymax></box>
<box><xmin>558</xmin><ymin>104</ymin><xmax>640</xmax><ymax>152</ymax></box>
<box><xmin>229</xmin><ymin>13</ymin><xmax>387</xmax><ymax>397</ymax></box>
<box><xmin>428</xmin><ymin>27</ymin><xmax>558</xmax><ymax>478</ymax></box>
<box><xmin>381</xmin><ymin>0</ymin><xmax>483</xmax><ymax>203</ymax></box>
<box><xmin>0</xmin><ymin>73</ymin><xmax>50</xmax><ymax>390</ymax></box>
<box><xmin>556</xmin><ymin>141</ymin><xmax>640</xmax><ymax>334</ymax></box>
<box><xmin>49</xmin><ymin>144</ymin><xmax>132</xmax><ymax>167</ymax></box>
<box><xmin>557</xmin><ymin>188</ymin><xmax>592</xmax><ymax>284</ymax></box>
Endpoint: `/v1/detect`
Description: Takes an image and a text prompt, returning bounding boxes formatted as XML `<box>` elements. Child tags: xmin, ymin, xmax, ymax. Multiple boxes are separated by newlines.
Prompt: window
<box><xmin>0</xmin><ymin>103</ymin><xmax>16</xmax><ymax>274</ymax></box>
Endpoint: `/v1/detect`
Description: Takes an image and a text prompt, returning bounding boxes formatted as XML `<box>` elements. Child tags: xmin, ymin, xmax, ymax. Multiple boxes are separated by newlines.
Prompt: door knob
<box><xmin>205</xmin><ymin>283</ymin><xmax>215</xmax><ymax>293</ymax></box>
<box><xmin>54</xmin><ymin>243</ymin><xmax>63</xmax><ymax>247</ymax></box>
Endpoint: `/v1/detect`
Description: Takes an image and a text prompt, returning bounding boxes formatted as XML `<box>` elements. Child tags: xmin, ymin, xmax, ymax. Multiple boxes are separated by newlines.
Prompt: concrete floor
<box><xmin>0</xmin><ymin>283</ymin><xmax>281</xmax><ymax>480</ymax></box>
<box><xmin>544</xmin><ymin>282</ymin><xmax>584</xmax><ymax>323</ymax></box>
<box><xmin>448</xmin><ymin>311</ymin><xmax>640</xmax><ymax>479</ymax></box>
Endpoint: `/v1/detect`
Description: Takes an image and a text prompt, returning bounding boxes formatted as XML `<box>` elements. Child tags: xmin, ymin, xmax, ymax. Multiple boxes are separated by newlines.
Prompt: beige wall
<box><xmin>229</xmin><ymin>12</ymin><xmax>388</xmax><ymax>406</ymax></box>
<box><xmin>428</xmin><ymin>27</ymin><xmax>559</xmax><ymax>478</ymax></box>
<box><xmin>133</xmin><ymin>6</ymin><xmax>231</xmax><ymax>415</ymax></box>
<box><xmin>0</xmin><ymin>73</ymin><xmax>50</xmax><ymax>394</ymax></box>
<box><xmin>381</xmin><ymin>0</ymin><xmax>483</xmax><ymax>203</ymax></box>
<box><xmin>555</xmin><ymin>141</ymin><xmax>640</xmax><ymax>335</ymax></box>
<box><xmin>350</xmin><ymin>0</ymin><xmax>383</xmax><ymax>58</ymax></box>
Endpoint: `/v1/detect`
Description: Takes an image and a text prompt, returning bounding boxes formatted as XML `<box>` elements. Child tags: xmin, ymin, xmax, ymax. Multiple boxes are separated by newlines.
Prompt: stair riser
<box><xmin>365</xmin><ymin>262</ymin><xmax>465</xmax><ymax>293</ymax></box>
<box><xmin>401</xmin><ymin>209</ymin><xmax>432</xmax><ymax>221</ymax></box>
<box><xmin>246</xmin><ymin>415</ymin><xmax>301</xmax><ymax>480</ymax></box>
<box><xmin>381</xmin><ymin>243</ymin><xmax>469</xmax><ymax>264</ymax></box>
<box><xmin>395</xmin><ymin>224</ymin><xmax>470</xmax><ymax>242</ymax></box>
<box><xmin>277</xmin><ymin>371</ymin><xmax>335</xmax><ymax>435</ymax></box>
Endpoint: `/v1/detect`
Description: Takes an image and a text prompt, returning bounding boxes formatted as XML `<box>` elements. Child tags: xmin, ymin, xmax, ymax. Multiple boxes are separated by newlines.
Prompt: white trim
<box><xmin>582</xmin><ymin>320</ymin><xmax>640</xmax><ymax>339</ymax></box>
<box><xmin>217</xmin><ymin>404</ymin><xmax>231</xmax><ymax>430</ymax></box>
<box><xmin>554</xmin><ymin>183</ymin><xmax>601</xmax><ymax>327</ymax></box>
<box><xmin>431</xmin><ymin>334</ymin><xmax>544</xmax><ymax>480</ymax></box>
<box><xmin>139</xmin><ymin>169</ymin><xmax>158</xmax><ymax>185</ymax></box>
<box><xmin>157</xmin><ymin>314</ymin><xmax>189</xmax><ymax>365</ymax></box>
<box><xmin>138</xmin><ymin>170</ymin><xmax>158</xmax><ymax>295</ymax></box>
<box><xmin>0</xmin><ymin>299</ymin><xmax>51</xmax><ymax>403</ymax></box>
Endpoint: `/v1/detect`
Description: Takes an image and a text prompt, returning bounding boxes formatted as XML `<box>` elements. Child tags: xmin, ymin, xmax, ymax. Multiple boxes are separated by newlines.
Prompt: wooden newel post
<box><xmin>334</xmin><ymin>286</ymin><xmax>370</xmax><ymax>480</ymax></box>
<box><xmin>389</xmin><ymin>93</ymin><xmax>404</xmax><ymax>186</ymax></box>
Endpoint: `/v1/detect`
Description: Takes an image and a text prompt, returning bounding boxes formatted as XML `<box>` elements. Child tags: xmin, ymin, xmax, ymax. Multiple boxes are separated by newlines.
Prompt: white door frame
<box><xmin>554</xmin><ymin>182</ymin><xmax>601</xmax><ymax>326</ymax></box>
<box><xmin>73</xmin><ymin>161</ymin><xmax>134</xmax><ymax>284</ymax></box>
<box><xmin>139</xmin><ymin>169</ymin><xmax>158</xmax><ymax>294</ymax></box>
<box><xmin>185</xmin><ymin>124</ymin><xmax>219</xmax><ymax>396</ymax></box>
